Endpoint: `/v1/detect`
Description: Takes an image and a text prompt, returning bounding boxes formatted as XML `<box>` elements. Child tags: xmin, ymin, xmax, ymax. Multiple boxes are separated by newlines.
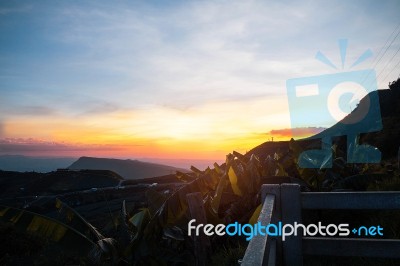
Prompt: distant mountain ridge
<box><xmin>68</xmin><ymin>156</ymin><xmax>189</xmax><ymax>179</ymax></box>
<box><xmin>0</xmin><ymin>155</ymin><xmax>76</xmax><ymax>173</ymax></box>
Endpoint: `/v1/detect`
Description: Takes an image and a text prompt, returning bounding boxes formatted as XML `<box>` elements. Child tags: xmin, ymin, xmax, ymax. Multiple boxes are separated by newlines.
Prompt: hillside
<box><xmin>312</xmin><ymin>78</ymin><xmax>400</xmax><ymax>159</ymax></box>
<box><xmin>68</xmin><ymin>156</ymin><xmax>189</xmax><ymax>179</ymax></box>
<box><xmin>0</xmin><ymin>169</ymin><xmax>122</xmax><ymax>196</ymax></box>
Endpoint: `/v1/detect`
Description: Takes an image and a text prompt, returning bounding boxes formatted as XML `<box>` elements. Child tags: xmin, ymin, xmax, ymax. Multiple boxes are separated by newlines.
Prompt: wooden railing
<box><xmin>241</xmin><ymin>183</ymin><xmax>400</xmax><ymax>266</ymax></box>
<box><xmin>241</xmin><ymin>193</ymin><xmax>277</xmax><ymax>266</ymax></box>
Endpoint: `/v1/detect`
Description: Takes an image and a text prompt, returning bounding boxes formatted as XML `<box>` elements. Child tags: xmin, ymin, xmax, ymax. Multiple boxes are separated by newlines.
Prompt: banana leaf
<box><xmin>176</xmin><ymin>171</ymin><xmax>195</xmax><ymax>182</ymax></box>
<box><xmin>55</xmin><ymin>198</ymin><xmax>104</xmax><ymax>242</ymax></box>
<box><xmin>213</xmin><ymin>162</ymin><xmax>223</xmax><ymax>175</ymax></box>
<box><xmin>129</xmin><ymin>208</ymin><xmax>151</xmax><ymax>241</ymax></box>
<box><xmin>228</xmin><ymin>165</ymin><xmax>243</xmax><ymax>196</ymax></box>
<box><xmin>210</xmin><ymin>174</ymin><xmax>228</xmax><ymax>214</ymax></box>
<box><xmin>146</xmin><ymin>189</ymin><xmax>168</xmax><ymax>218</ymax></box>
<box><xmin>0</xmin><ymin>205</ymin><xmax>97</xmax><ymax>260</ymax></box>
<box><xmin>190</xmin><ymin>165</ymin><xmax>203</xmax><ymax>175</ymax></box>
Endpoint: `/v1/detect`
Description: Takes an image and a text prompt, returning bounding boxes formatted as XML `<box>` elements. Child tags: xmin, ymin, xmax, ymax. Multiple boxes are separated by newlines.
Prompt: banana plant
<box><xmin>0</xmin><ymin>204</ymin><xmax>118</xmax><ymax>264</ymax></box>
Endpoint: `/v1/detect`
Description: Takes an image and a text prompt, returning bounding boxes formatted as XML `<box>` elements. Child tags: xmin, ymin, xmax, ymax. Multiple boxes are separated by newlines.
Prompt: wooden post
<box><xmin>267</xmin><ymin>238</ymin><xmax>277</xmax><ymax>266</ymax></box>
<box><xmin>281</xmin><ymin>184</ymin><xmax>302</xmax><ymax>266</ymax></box>
<box><xmin>261</xmin><ymin>184</ymin><xmax>282</xmax><ymax>266</ymax></box>
<box><xmin>187</xmin><ymin>192</ymin><xmax>210</xmax><ymax>266</ymax></box>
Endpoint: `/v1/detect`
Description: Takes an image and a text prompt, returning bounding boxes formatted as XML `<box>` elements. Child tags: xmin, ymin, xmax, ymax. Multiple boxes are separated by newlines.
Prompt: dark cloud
<box><xmin>269</xmin><ymin>127</ymin><xmax>326</xmax><ymax>138</ymax></box>
<box><xmin>79</xmin><ymin>101</ymin><xmax>120</xmax><ymax>115</ymax></box>
<box><xmin>0</xmin><ymin>138</ymin><xmax>139</xmax><ymax>155</ymax></box>
<box><xmin>8</xmin><ymin>106</ymin><xmax>57</xmax><ymax>116</ymax></box>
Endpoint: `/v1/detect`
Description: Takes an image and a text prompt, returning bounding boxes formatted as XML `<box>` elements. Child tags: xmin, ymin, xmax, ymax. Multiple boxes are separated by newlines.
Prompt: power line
<box><xmin>376</xmin><ymin>43</ymin><xmax>400</xmax><ymax>81</ymax></box>
<box><xmin>371</xmin><ymin>23</ymin><xmax>400</xmax><ymax>71</ymax></box>
<box><xmin>360</xmin><ymin>22</ymin><xmax>400</xmax><ymax>84</ymax></box>
<box><xmin>381</xmin><ymin>58</ymin><xmax>400</xmax><ymax>83</ymax></box>
<box><xmin>369</xmin><ymin>21</ymin><xmax>400</xmax><ymax>69</ymax></box>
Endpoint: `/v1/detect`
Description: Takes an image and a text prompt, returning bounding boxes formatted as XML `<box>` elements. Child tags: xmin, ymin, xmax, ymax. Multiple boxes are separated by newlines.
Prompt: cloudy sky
<box><xmin>0</xmin><ymin>0</ymin><xmax>399</xmax><ymax>162</ymax></box>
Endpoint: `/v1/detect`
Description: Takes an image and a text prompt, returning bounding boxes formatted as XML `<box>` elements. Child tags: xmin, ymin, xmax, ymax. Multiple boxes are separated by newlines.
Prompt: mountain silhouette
<box><xmin>0</xmin><ymin>155</ymin><xmax>76</xmax><ymax>172</ymax></box>
<box><xmin>68</xmin><ymin>156</ymin><xmax>189</xmax><ymax>179</ymax></box>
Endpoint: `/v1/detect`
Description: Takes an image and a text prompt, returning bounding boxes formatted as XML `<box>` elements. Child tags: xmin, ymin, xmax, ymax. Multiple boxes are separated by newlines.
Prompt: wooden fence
<box><xmin>241</xmin><ymin>183</ymin><xmax>400</xmax><ymax>266</ymax></box>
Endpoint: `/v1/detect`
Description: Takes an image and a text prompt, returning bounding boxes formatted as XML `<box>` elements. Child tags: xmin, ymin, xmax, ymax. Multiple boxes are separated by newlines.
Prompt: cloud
<box><xmin>45</xmin><ymin>0</ymin><xmax>395</xmax><ymax>111</ymax></box>
<box><xmin>0</xmin><ymin>138</ymin><xmax>136</xmax><ymax>155</ymax></box>
<box><xmin>67</xmin><ymin>99</ymin><xmax>121</xmax><ymax>116</ymax></box>
<box><xmin>269</xmin><ymin>127</ymin><xmax>326</xmax><ymax>139</ymax></box>
<box><xmin>40</xmin><ymin>0</ymin><xmax>338</xmax><ymax>109</ymax></box>
<box><xmin>3</xmin><ymin>1</ymin><xmax>396</xmax><ymax>113</ymax></box>
<box><xmin>8</xmin><ymin>106</ymin><xmax>57</xmax><ymax>116</ymax></box>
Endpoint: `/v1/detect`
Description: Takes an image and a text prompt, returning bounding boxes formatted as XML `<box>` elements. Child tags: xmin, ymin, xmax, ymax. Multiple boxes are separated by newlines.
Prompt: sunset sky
<box><xmin>0</xmin><ymin>0</ymin><xmax>399</xmax><ymax>163</ymax></box>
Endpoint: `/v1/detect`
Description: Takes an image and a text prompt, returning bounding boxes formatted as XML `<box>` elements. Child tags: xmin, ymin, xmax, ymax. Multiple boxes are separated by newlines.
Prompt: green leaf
<box><xmin>0</xmin><ymin>205</ymin><xmax>97</xmax><ymax>259</ymax></box>
<box><xmin>146</xmin><ymin>189</ymin><xmax>168</xmax><ymax>218</ymax></box>
<box><xmin>228</xmin><ymin>166</ymin><xmax>243</xmax><ymax>196</ymax></box>
<box><xmin>129</xmin><ymin>208</ymin><xmax>151</xmax><ymax>240</ymax></box>
<box><xmin>211</xmin><ymin>174</ymin><xmax>228</xmax><ymax>214</ymax></box>
<box><xmin>55</xmin><ymin>198</ymin><xmax>104</xmax><ymax>242</ymax></box>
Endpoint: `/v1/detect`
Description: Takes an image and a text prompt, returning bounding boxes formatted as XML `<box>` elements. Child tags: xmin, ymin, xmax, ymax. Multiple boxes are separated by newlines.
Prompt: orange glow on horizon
<box><xmin>1</xmin><ymin>97</ymin><xmax>295</xmax><ymax>159</ymax></box>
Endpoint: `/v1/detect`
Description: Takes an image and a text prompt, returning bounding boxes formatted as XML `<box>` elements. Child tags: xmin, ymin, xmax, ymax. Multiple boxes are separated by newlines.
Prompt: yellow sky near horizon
<box><xmin>1</xmin><ymin>96</ymin><xmax>297</xmax><ymax>159</ymax></box>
